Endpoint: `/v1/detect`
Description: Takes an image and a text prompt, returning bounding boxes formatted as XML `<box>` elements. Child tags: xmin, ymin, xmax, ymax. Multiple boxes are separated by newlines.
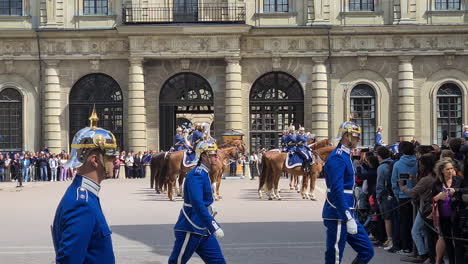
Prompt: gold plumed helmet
<box><xmin>66</xmin><ymin>106</ymin><xmax>118</xmax><ymax>168</ymax></box>
<box><xmin>336</xmin><ymin>121</ymin><xmax>361</xmax><ymax>141</ymax></box>
<box><xmin>195</xmin><ymin>141</ymin><xmax>218</xmax><ymax>160</ymax></box>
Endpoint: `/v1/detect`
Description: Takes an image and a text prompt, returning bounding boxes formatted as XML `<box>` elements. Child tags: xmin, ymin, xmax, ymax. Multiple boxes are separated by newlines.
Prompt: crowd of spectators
<box><xmin>0</xmin><ymin>149</ymin><xmax>157</xmax><ymax>187</ymax></box>
<box><xmin>354</xmin><ymin>137</ymin><xmax>468</xmax><ymax>264</ymax></box>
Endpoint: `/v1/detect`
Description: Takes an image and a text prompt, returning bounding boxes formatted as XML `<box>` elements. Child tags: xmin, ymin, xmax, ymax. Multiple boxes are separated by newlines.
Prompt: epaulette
<box><xmin>76</xmin><ymin>187</ymin><xmax>89</xmax><ymax>202</ymax></box>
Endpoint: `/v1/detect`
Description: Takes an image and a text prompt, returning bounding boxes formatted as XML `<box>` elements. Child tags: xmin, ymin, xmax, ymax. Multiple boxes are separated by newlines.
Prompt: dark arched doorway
<box><xmin>0</xmin><ymin>88</ymin><xmax>22</xmax><ymax>151</ymax></box>
<box><xmin>159</xmin><ymin>72</ymin><xmax>214</xmax><ymax>150</ymax></box>
<box><xmin>69</xmin><ymin>73</ymin><xmax>124</xmax><ymax>150</ymax></box>
<box><xmin>249</xmin><ymin>72</ymin><xmax>304</xmax><ymax>152</ymax></box>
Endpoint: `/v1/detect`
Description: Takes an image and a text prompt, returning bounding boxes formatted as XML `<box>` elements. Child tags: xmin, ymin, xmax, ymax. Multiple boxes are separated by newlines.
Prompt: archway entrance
<box><xmin>159</xmin><ymin>72</ymin><xmax>214</xmax><ymax>150</ymax></box>
<box><xmin>69</xmin><ymin>73</ymin><xmax>124</xmax><ymax>150</ymax></box>
<box><xmin>249</xmin><ymin>72</ymin><xmax>304</xmax><ymax>152</ymax></box>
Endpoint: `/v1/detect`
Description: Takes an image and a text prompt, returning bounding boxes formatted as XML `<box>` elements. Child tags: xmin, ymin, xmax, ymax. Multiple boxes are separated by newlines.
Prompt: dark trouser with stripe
<box><xmin>324</xmin><ymin>219</ymin><xmax>374</xmax><ymax>264</ymax></box>
<box><xmin>168</xmin><ymin>231</ymin><xmax>226</xmax><ymax>264</ymax></box>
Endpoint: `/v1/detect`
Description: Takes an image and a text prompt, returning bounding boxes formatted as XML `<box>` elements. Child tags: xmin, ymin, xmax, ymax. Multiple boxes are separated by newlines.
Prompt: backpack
<box><xmin>380</xmin><ymin>159</ymin><xmax>395</xmax><ymax>200</ymax></box>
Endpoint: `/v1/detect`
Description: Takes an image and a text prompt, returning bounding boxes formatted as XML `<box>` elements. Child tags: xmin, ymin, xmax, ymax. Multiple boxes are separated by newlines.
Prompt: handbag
<box><xmin>428</xmin><ymin>198</ymin><xmax>440</xmax><ymax>233</ymax></box>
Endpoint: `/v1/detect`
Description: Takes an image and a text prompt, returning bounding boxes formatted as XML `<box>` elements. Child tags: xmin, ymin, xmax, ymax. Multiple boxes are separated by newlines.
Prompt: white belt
<box><xmin>184</xmin><ymin>203</ymin><xmax>192</xmax><ymax>207</ymax></box>
<box><xmin>327</xmin><ymin>188</ymin><xmax>353</xmax><ymax>194</ymax></box>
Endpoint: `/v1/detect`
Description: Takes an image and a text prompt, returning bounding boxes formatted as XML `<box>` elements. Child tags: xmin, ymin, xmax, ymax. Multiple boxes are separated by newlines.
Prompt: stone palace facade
<box><xmin>0</xmin><ymin>0</ymin><xmax>468</xmax><ymax>153</ymax></box>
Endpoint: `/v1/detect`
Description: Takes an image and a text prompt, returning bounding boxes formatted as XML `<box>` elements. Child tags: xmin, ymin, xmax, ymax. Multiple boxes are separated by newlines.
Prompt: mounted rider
<box><xmin>190</xmin><ymin>123</ymin><xmax>204</xmax><ymax>150</ymax></box>
<box><xmin>280</xmin><ymin>129</ymin><xmax>288</xmax><ymax>152</ymax></box>
<box><xmin>296</xmin><ymin>127</ymin><xmax>313</xmax><ymax>172</ymax></box>
<box><xmin>174</xmin><ymin>127</ymin><xmax>190</xmax><ymax>151</ymax></box>
<box><xmin>322</xmin><ymin>121</ymin><xmax>374</xmax><ymax>264</ymax></box>
<box><xmin>285</xmin><ymin>125</ymin><xmax>297</xmax><ymax>153</ymax></box>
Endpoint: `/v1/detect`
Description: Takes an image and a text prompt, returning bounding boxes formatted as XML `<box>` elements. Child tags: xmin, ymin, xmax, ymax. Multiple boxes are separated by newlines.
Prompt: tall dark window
<box><xmin>350</xmin><ymin>84</ymin><xmax>376</xmax><ymax>147</ymax></box>
<box><xmin>264</xmin><ymin>0</ymin><xmax>289</xmax><ymax>13</ymax></box>
<box><xmin>83</xmin><ymin>0</ymin><xmax>108</xmax><ymax>15</ymax></box>
<box><xmin>0</xmin><ymin>88</ymin><xmax>22</xmax><ymax>151</ymax></box>
<box><xmin>435</xmin><ymin>0</ymin><xmax>461</xmax><ymax>10</ymax></box>
<box><xmin>349</xmin><ymin>0</ymin><xmax>374</xmax><ymax>11</ymax></box>
<box><xmin>437</xmin><ymin>83</ymin><xmax>463</xmax><ymax>144</ymax></box>
<box><xmin>250</xmin><ymin>72</ymin><xmax>304</xmax><ymax>152</ymax></box>
<box><xmin>69</xmin><ymin>74</ymin><xmax>123</xmax><ymax>150</ymax></box>
<box><xmin>0</xmin><ymin>0</ymin><xmax>22</xmax><ymax>15</ymax></box>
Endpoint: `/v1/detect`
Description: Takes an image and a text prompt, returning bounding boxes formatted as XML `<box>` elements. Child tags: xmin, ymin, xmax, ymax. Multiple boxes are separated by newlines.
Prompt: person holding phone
<box><xmin>390</xmin><ymin>141</ymin><xmax>418</xmax><ymax>255</ymax></box>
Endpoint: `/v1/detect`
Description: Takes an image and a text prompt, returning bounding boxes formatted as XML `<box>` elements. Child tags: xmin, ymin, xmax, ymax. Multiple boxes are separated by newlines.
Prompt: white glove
<box><xmin>346</xmin><ymin>219</ymin><xmax>358</xmax><ymax>235</ymax></box>
<box><xmin>214</xmin><ymin>228</ymin><xmax>224</xmax><ymax>239</ymax></box>
<box><xmin>208</xmin><ymin>205</ymin><xmax>218</xmax><ymax>217</ymax></box>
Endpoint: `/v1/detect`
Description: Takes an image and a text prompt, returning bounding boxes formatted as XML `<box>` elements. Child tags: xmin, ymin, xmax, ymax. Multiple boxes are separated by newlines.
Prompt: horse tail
<box><xmin>258</xmin><ymin>155</ymin><xmax>269</xmax><ymax>191</ymax></box>
<box><xmin>157</xmin><ymin>152</ymin><xmax>170</xmax><ymax>190</ymax></box>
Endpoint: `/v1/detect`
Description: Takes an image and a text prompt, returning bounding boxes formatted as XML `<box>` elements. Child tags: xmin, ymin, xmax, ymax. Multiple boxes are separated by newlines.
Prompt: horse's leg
<box><xmin>309</xmin><ymin>168</ymin><xmax>318</xmax><ymax>201</ymax></box>
<box><xmin>301</xmin><ymin>173</ymin><xmax>308</xmax><ymax>199</ymax></box>
<box><xmin>297</xmin><ymin>175</ymin><xmax>303</xmax><ymax>193</ymax></box>
<box><xmin>216</xmin><ymin>176</ymin><xmax>222</xmax><ymax>200</ymax></box>
<box><xmin>212</xmin><ymin>181</ymin><xmax>218</xmax><ymax>200</ymax></box>
<box><xmin>289</xmin><ymin>173</ymin><xmax>294</xmax><ymax>190</ymax></box>
<box><xmin>177</xmin><ymin>173</ymin><xmax>185</xmax><ymax>197</ymax></box>
<box><xmin>167</xmin><ymin>178</ymin><xmax>174</xmax><ymax>201</ymax></box>
<box><xmin>274</xmin><ymin>174</ymin><xmax>282</xmax><ymax>200</ymax></box>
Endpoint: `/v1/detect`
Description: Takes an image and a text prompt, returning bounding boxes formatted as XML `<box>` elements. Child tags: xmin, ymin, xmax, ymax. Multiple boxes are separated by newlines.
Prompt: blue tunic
<box><xmin>174</xmin><ymin>134</ymin><xmax>189</xmax><ymax>151</ymax></box>
<box><xmin>191</xmin><ymin>130</ymin><xmax>204</xmax><ymax>148</ymax></box>
<box><xmin>296</xmin><ymin>134</ymin><xmax>312</xmax><ymax>161</ymax></box>
<box><xmin>174</xmin><ymin>164</ymin><xmax>221</xmax><ymax>236</ymax></box>
<box><xmin>280</xmin><ymin>135</ymin><xmax>288</xmax><ymax>151</ymax></box>
<box><xmin>52</xmin><ymin>175</ymin><xmax>114</xmax><ymax>264</ymax></box>
<box><xmin>286</xmin><ymin>134</ymin><xmax>297</xmax><ymax>152</ymax></box>
<box><xmin>322</xmin><ymin>144</ymin><xmax>356</xmax><ymax>222</ymax></box>
<box><xmin>375</xmin><ymin>132</ymin><xmax>383</xmax><ymax>146</ymax></box>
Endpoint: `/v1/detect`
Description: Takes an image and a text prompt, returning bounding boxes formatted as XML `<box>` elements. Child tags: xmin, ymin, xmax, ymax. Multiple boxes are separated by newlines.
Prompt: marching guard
<box><xmin>322</xmin><ymin>121</ymin><xmax>374</xmax><ymax>264</ymax></box>
<box><xmin>168</xmin><ymin>141</ymin><xmax>226</xmax><ymax>264</ymax></box>
<box><xmin>52</xmin><ymin>107</ymin><xmax>117</xmax><ymax>264</ymax></box>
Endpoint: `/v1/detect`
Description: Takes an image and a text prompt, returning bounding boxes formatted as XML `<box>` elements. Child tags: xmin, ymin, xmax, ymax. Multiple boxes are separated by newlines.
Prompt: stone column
<box><xmin>311</xmin><ymin>57</ymin><xmax>329</xmax><ymax>139</ymax></box>
<box><xmin>398</xmin><ymin>56</ymin><xmax>415</xmax><ymax>141</ymax></box>
<box><xmin>128</xmin><ymin>58</ymin><xmax>147</xmax><ymax>152</ymax></box>
<box><xmin>225</xmin><ymin>57</ymin><xmax>243</xmax><ymax>131</ymax></box>
<box><xmin>43</xmin><ymin>60</ymin><xmax>61</xmax><ymax>153</ymax></box>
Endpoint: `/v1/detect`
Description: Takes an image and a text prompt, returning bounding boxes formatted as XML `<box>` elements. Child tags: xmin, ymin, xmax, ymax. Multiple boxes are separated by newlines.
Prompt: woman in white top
<box><xmin>60</xmin><ymin>154</ymin><xmax>69</xmax><ymax>181</ymax></box>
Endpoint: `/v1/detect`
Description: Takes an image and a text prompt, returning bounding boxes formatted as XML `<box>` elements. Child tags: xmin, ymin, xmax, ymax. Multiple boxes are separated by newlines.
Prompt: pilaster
<box><xmin>44</xmin><ymin>60</ymin><xmax>61</xmax><ymax>153</ymax></box>
<box><xmin>398</xmin><ymin>56</ymin><xmax>415</xmax><ymax>141</ymax></box>
<box><xmin>311</xmin><ymin>57</ymin><xmax>329</xmax><ymax>139</ymax></box>
<box><xmin>128</xmin><ymin>58</ymin><xmax>147</xmax><ymax>151</ymax></box>
<box><xmin>225</xmin><ymin>57</ymin><xmax>243</xmax><ymax>132</ymax></box>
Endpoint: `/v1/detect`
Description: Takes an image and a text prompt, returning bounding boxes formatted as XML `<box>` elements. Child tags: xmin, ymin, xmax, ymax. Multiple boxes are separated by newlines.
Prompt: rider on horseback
<box><xmin>280</xmin><ymin>129</ymin><xmax>288</xmax><ymax>152</ymax></box>
<box><xmin>190</xmin><ymin>123</ymin><xmax>204</xmax><ymax>152</ymax></box>
<box><xmin>285</xmin><ymin>125</ymin><xmax>297</xmax><ymax>153</ymax></box>
<box><xmin>296</xmin><ymin>127</ymin><xmax>313</xmax><ymax>173</ymax></box>
<box><xmin>174</xmin><ymin>127</ymin><xmax>190</xmax><ymax>151</ymax></box>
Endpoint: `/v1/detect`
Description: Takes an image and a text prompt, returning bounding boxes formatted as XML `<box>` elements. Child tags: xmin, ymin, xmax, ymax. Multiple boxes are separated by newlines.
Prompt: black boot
<box><xmin>351</xmin><ymin>258</ymin><xmax>366</xmax><ymax>264</ymax></box>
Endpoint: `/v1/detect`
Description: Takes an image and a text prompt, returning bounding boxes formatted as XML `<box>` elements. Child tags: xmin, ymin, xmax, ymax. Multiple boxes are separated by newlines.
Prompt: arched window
<box><xmin>0</xmin><ymin>88</ymin><xmax>22</xmax><ymax>151</ymax></box>
<box><xmin>69</xmin><ymin>74</ymin><xmax>123</xmax><ymax>149</ymax></box>
<box><xmin>436</xmin><ymin>83</ymin><xmax>463</xmax><ymax>144</ymax></box>
<box><xmin>160</xmin><ymin>72</ymin><xmax>214</xmax><ymax>151</ymax></box>
<box><xmin>350</xmin><ymin>84</ymin><xmax>376</xmax><ymax>147</ymax></box>
<box><xmin>250</xmin><ymin>72</ymin><xmax>304</xmax><ymax>152</ymax></box>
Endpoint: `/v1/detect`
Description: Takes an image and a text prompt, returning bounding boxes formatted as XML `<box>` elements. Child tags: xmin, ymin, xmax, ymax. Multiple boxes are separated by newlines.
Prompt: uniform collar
<box><xmin>76</xmin><ymin>175</ymin><xmax>101</xmax><ymax>196</ymax></box>
<box><xmin>338</xmin><ymin>144</ymin><xmax>351</xmax><ymax>155</ymax></box>
<box><xmin>199</xmin><ymin>163</ymin><xmax>210</xmax><ymax>174</ymax></box>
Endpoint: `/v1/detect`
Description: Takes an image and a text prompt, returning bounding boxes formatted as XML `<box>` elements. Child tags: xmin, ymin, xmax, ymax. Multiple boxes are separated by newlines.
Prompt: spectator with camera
<box><xmin>391</xmin><ymin>141</ymin><xmax>418</xmax><ymax>255</ymax></box>
<box><xmin>399</xmin><ymin>153</ymin><xmax>437</xmax><ymax>263</ymax></box>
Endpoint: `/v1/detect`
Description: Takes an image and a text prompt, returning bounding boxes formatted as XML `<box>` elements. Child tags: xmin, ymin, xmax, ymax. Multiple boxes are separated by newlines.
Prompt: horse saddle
<box><xmin>183</xmin><ymin>150</ymin><xmax>198</xmax><ymax>167</ymax></box>
<box><xmin>285</xmin><ymin>152</ymin><xmax>303</xmax><ymax>169</ymax></box>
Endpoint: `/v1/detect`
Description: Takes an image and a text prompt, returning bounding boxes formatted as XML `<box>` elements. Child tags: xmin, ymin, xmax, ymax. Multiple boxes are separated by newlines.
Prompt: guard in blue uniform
<box><xmin>52</xmin><ymin>106</ymin><xmax>118</xmax><ymax>264</ymax></box>
<box><xmin>280</xmin><ymin>130</ymin><xmax>288</xmax><ymax>152</ymax></box>
<box><xmin>374</xmin><ymin>126</ymin><xmax>384</xmax><ymax>148</ymax></box>
<box><xmin>322</xmin><ymin>121</ymin><xmax>374</xmax><ymax>264</ymax></box>
<box><xmin>464</xmin><ymin>125</ymin><xmax>468</xmax><ymax>140</ymax></box>
<box><xmin>190</xmin><ymin>123</ymin><xmax>204</xmax><ymax>150</ymax></box>
<box><xmin>296</xmin><ymin>127</ymin><xmax>313</xmax><ymax>172</ymax></box>
<box><xmin>286</xmin><ymin>125</ymin><xmax>297</xmax><ymax>153</ymax></box>
<box><xmin>174</xmin><ymin>127</ymin><xmax>189</xmax><ymax>151</ymax></box>
<box><xmin>169</xmin><ymin>141</ymin><xmax>226</xmax><ymax>264</ymax></box>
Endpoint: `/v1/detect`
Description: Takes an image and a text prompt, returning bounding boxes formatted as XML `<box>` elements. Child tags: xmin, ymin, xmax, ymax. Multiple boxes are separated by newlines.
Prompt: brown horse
<box><xmin>150</xmin><ymin>152</ymin><xmax>167</xmax><ymax>193</ymax></box>
<box><xmin>286</xmin><ymin>138</ymin><xmax>333</xmax><ymax>192</ymax></box>
<box><xmin>209</xmin><ymin>145</ymin><xmax>241</xmax><ymax>200</ymax></box>
<box><xmin>300</xmin><ymin>145</ymin><xmax>335</xmax><ymax>200</ymax></box>
<box><xmin>258</xmin><ymin>139</ymin><xmax>334</xmax><ymax>200</ymax></box>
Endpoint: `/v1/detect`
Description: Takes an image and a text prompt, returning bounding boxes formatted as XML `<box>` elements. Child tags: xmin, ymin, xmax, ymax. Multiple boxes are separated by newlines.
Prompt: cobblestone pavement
<box><xmin>0</xmin><ymin>177</ymin><xmax>403</xmax><ymax>264</ymax></box>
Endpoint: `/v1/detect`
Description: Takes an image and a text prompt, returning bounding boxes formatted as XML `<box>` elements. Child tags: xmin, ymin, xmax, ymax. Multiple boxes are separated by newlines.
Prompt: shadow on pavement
<box><xmin>112</xmin><ymin>221</ymin><xmax>399</xmax><ymax>264</ymax></box>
